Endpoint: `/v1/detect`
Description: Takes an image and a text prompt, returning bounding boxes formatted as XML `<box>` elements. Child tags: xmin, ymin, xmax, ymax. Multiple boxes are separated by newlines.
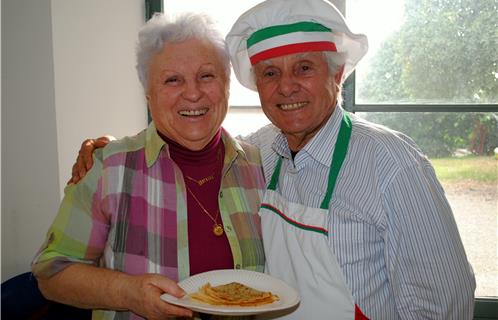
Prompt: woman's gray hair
<box><xmin>136</xmin><ymin>12</ymin><xmax>231</xmax><ymax>91</ymax></box>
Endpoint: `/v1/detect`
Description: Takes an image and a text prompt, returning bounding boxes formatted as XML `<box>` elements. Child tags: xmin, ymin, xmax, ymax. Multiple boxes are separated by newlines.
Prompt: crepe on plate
<box><xmin>189</xmin><ymin>282</ymin><xmax>280</xmax><ymax>306</ymax></box>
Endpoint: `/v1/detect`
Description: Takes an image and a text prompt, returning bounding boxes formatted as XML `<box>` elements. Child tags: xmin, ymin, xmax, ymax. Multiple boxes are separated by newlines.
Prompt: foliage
<box><xmin>358</xmin><ymin>0</ymin><xmax>498</xmax><ymax>157</ymax></box>
<box><xmin>431</xmin><ymin>156</ymin><xmax>498</xmax><ymax>183</ymax></box>
<box><xmin>363</xmin><ymin>112</ymin><xmax>498</xmax><ymax>157</ymax></box>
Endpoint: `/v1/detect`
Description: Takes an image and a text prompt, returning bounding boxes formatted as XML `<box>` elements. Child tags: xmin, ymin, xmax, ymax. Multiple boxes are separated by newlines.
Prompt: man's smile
<box><xmin>276</xmin><ymin>101</ymin><xmax>308</xmax><ymax>111</ymax></box>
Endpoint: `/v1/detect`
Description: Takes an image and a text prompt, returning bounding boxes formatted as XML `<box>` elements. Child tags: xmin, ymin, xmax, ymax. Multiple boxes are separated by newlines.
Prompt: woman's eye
<box><xmin>164</xmin><ymin>77</ymin><xmax>179</xmax><ymax>84</ymax></box>
<box><xmin>200</xmin><ymin>73</ymin><xmax>215</xmax><ymax>80</ymax></box>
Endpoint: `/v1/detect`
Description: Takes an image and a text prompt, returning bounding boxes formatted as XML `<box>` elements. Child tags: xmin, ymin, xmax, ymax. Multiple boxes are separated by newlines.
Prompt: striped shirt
<box><xmin>244</xmin><ymin>106</ymin><xmax>476</xmax><ymax>319</ymax></box>
<box><xmin>32</xmin><ymin>123</ymin><xmax>266</xmax><ymax>320</ymax></box>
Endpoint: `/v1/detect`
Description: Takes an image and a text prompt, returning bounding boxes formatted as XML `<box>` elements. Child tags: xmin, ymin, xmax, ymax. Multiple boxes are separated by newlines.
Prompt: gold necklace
<box><xmin>186</xmin><ymin>185</ymin><xmax>224</xmax><ymax>236</ymax></box>
<box><xmin>184</xmin><ymin>148</ymin><xmax>223</xmax><ymax>187</ymax></box>
<box><xmin>185</xmin><ymin>174</ymin><xmax>214</xmax><ymax>187</ymax></box>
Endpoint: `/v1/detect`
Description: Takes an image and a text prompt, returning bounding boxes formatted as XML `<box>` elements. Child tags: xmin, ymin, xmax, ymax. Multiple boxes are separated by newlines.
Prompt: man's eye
<box><xmin>299</xmin><ymin>65</ymin><xmax>311</xmax><ymax>72</ymax></box>
<box><xmin>264</xmin><ymin>70</ymin><xmax>276</xmax><ymax>77</ymax></box>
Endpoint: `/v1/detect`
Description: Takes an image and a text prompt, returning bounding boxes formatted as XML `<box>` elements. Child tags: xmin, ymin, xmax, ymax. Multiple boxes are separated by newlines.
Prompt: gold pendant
<box><xmin>213</xmin><ymin>224</ymin><xmax>224</xmax><ymax>236</ymax></box>
<box><xmin>197</xmin><ymin>175</ymin><xmax>214</xmax><ymax>186</ymax></box>
<box><xmin>187</xmin><ymin>175</ymin><xmax>214</xmax><ymax>187</ymax></box>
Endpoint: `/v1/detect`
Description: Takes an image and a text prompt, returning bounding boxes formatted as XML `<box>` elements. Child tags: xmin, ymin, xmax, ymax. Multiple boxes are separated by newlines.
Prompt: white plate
<box><xmin>161</xmin><ymin>269</ymin><xmax>300</xmax><ymax>316</ymax></box>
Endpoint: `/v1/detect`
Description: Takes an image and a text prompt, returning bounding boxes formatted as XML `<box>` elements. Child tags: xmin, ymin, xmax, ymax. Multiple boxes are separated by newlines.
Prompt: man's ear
<box><xmin>335</xmin><ymin>64</ymin><xmax>345</xmax><ymax>84</ymax></box>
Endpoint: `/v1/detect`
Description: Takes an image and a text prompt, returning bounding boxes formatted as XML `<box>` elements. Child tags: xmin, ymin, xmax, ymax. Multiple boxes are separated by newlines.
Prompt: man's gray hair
<box><xmin>323</xmin><ymin>51</ymin><xmax>346</xmax><ymax>107</ymax></box>
<box><xmin>136</xmin><ymin>12</ymin><xmax>231</xmax><ymax>91</ymax></box>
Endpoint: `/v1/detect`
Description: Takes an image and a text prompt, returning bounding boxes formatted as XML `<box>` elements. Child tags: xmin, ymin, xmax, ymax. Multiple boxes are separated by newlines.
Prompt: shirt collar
<box><xmin>145</xmin><ymin>122</ymin><xmax>167</xmax><ymax>167</ymax></box>
<box><xmin>220</xmin><ymin>128</ymin><xmax>251</xmax><ymax>172</ymax></box>
<box><xmin>272</xmin><ymin>106</ymin><xmax>345</xmax><ymax>167</ymax></box>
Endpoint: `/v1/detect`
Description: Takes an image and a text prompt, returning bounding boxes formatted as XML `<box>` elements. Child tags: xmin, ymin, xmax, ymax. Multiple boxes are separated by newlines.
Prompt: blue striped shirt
<box><xmin>244</xmin><ymin>106</ymin><xmax>475</xmax><ymax>319</ymax></box>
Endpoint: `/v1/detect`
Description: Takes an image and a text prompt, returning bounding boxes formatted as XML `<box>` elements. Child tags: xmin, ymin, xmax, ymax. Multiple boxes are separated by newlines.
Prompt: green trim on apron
<box><xmin>320</xmin><ymin>112</ymin><xmax>352</xmax><ymax>209</ymax></box>
<box><xmin>267</xmin><ymin>151</ymin><xmax>283</xmax><ymax>190</ymax></box>
<box><xmin>267</xmin><ymin>112</ymin><xmax>353</xmax><ymax>210</ymax></box>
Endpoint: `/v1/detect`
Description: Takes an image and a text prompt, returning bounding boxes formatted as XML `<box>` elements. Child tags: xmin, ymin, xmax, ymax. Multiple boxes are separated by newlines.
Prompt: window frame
<box><xmin>342</xmin><ymin>73</ymin><xmax>498</xmax><ymax>113</ymax></box>
<box><xmin>145</xmin><ymin>0</ymin><xmax>163</xmax><ymax>20</ymax></box>
<box><xmin>341</xmin><ymin>1</ymin><xmax>498</xmax><ymax>315</ymax></box>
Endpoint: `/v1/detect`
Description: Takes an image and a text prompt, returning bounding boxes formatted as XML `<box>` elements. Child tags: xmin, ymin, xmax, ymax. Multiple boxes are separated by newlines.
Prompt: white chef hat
<box><xmin>226</xmin><ymin>0</ymin><xmax>368</xmax><ymax>91</ymax></box>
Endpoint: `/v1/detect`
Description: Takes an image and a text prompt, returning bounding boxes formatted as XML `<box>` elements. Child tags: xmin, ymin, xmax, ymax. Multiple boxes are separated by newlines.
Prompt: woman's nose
<box><xmin>182</xmin><ymin>81</ymin><xmax>202</xmax><ymax>101</ymax></box>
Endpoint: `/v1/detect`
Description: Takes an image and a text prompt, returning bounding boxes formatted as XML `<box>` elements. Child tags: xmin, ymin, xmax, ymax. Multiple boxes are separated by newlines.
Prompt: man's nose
<box><xmin>277</xmin><ymin>74</ymin><xmax>299</xmax><ymax>96</ymax></box>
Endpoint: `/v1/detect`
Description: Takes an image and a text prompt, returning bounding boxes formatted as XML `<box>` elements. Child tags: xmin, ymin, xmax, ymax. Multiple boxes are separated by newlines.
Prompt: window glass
<box><xmin>347</xmin><ymin>0</ymin><xmax>498</xmax><ymax>297</ymax></box>
<box><xmin>355</xmin><ymin>113</ymin><xmax>498</xmax><ymax>298</ymax></box>
<box><xmin>347</xmin><ymin>0</ymin><xmax>498</xmax><ymax>105</ymax></box>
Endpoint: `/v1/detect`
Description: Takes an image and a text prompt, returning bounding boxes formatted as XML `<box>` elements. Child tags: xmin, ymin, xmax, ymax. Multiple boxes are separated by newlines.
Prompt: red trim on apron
<box><xmin>355</xmin><ymin>304</ymin><xmax>369</xmax><ymax>320</ymax></box>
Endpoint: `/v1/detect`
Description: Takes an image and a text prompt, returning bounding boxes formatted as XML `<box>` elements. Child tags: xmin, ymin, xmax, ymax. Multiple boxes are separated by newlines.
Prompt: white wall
<box><xmin>1</xmin><ymin>0</ymin><xmax>147</xmax><ymax>281</ymax></box>
<box><xmin>51</xmin><ymin>0</ymin><xmax>147</xmax><ymax>194</ymax></box>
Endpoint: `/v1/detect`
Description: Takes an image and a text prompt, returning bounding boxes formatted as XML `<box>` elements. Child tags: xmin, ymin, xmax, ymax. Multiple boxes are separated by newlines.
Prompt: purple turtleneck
<box><xmin>160</xmin><ymin>130</ymin><xmax>234</xmax><ymax>275</ymax></box>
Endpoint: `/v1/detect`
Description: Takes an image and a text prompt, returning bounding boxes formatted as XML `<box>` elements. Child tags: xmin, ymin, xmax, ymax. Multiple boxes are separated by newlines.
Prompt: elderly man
<box><xmin>70</xmin><ymin>0</ymin><xmax>475</xmax><ymax>318</ymax></box>
<box><xmin>227</xmin><ymin>1</ymin><xmax>475</xmax><ymax>318</ymax></box>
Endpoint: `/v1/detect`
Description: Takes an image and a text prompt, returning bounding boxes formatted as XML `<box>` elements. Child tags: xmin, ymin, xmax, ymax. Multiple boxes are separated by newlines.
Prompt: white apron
<box><xmin>259</xmin><ymin>113</ymin><xmax>368</xmax><ymax>319</ymax></box>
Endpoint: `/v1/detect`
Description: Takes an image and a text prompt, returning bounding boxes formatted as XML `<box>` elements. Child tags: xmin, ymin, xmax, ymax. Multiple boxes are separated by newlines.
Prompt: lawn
<box><xmin>430</xmin><ymin>156</ymin><xmax>498</xmax><ymax>183</ymax></box>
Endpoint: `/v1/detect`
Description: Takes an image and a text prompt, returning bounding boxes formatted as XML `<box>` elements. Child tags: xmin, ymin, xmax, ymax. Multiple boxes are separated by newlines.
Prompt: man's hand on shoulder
<box><xmin>68</xmin><ymin>135</ymin><xmax>116</xmax><ymax>185</ymax></box>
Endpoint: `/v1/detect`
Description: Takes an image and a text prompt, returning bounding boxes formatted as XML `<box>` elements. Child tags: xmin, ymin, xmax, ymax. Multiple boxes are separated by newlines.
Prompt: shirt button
<box><xmin>219</xmin><ymin>191</ymin><xmax>223</xmax><ymax>198</ymax></box>
<box><xmin>235</xmin><ymin>264</ymin><xmax>241</xmax><ymax>269</ymax></box>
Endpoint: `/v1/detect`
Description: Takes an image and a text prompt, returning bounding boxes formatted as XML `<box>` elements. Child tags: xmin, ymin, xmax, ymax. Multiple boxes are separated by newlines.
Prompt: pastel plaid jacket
<box><xmin>32</xmin><ymin>123</ymin><xmax>266</xmax><ymax>320</ymax></box>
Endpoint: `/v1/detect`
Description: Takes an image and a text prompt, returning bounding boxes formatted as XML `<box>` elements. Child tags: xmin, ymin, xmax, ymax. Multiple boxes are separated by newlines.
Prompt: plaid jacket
<box><xmin>32</xmin><ymin>123</ymin><xmax>266</xmax><ymax>320</ymax></box>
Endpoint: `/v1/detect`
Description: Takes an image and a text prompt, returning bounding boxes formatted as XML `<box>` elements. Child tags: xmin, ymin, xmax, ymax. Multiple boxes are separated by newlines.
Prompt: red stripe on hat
<box><xmin>249</xmin><ymin>41</ymin><xmax>337</xmax><ymax>65</ymax></box>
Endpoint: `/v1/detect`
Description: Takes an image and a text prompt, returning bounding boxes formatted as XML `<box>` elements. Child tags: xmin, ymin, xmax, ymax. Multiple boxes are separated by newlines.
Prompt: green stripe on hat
<box><xmin>247</xmin><ymin>21</ymin><xmax>331</xmax><ymax>48</ymax></box>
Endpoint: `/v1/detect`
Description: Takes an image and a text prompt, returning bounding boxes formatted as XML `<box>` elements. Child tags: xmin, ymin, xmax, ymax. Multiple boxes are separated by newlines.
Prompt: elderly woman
<box><xmin>31</xmin><ymin>12</ymin><xmax>266</xmax><ymax>320</ymax></box>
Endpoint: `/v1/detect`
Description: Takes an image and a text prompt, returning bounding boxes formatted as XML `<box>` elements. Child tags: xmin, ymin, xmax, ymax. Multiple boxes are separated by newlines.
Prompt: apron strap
<box><xmin>320</xmin><ymin>113</ymin><xmax>352</xmax><ymax>209</ymax></box>
<box><xmin>267</xmin><ymin>156</ymin><xmax>283</xmax><ymax>191</ymax></box>
<box><xmin>267</xmin><ymin>112</ymin><xmax>353</xmax><ymax>208</ymax></box>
